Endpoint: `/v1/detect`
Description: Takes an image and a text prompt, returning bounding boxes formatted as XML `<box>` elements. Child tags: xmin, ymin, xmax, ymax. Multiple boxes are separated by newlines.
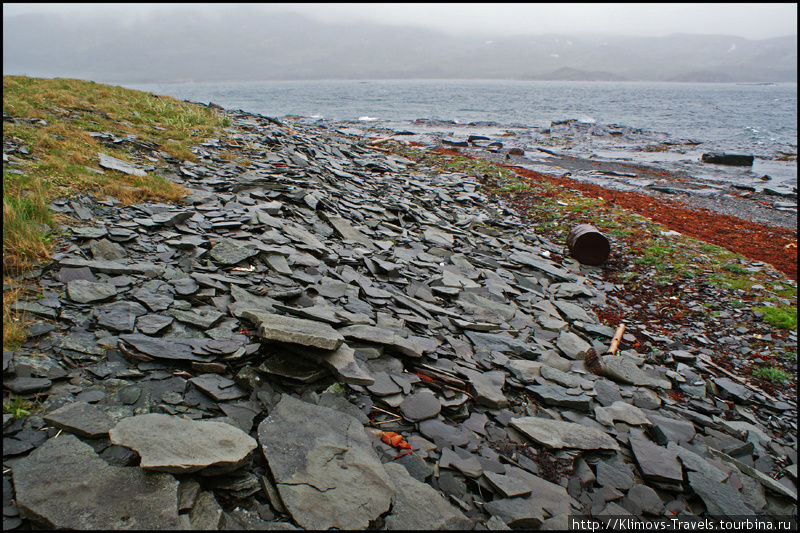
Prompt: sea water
<box><xmin>123</xmin><ymin>79</ymin><xmax>798</xmax><ymax>192</ymax></box>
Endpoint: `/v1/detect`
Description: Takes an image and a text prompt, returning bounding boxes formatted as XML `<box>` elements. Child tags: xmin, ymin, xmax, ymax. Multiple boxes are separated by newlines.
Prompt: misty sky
<box><xmin>3</xmin><ymin>3</ymin><xmax>797</xmax><ymax>39</ymax></box>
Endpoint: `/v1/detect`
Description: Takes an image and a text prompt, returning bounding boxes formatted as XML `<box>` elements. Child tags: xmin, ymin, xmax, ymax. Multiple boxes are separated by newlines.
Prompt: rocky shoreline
<box><xmin>3</xmin><ymin>105</ymin><xmax>797</xmax><ymax>529</ymax></box>
<box><xmin>332</xmin><ymin>117</ymin><xmax>798</xmax><ymax>230</ymax></box>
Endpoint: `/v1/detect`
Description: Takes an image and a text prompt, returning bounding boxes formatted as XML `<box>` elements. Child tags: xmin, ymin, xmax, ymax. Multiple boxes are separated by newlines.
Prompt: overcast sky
<box><xmin>3</xmin><ymin>3</ymin><xmax>797</xmax><ymax>39</ymax></box>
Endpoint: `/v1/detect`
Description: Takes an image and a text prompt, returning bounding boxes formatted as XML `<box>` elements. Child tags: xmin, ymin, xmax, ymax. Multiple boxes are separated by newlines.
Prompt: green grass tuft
<box><xmin>751</xmin><ymin>366</ymin><xmax>793</xmax><ymax>384</ymax></box>
<box><xmin>752</xmin><ymin>305</ymin><xmax>797</xmax><ymax>330</ymax></box>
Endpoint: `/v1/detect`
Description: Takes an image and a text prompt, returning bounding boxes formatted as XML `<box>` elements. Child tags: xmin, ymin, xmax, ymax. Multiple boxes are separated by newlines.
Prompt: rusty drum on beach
<box><xmin>567</xmin><ymin>224</ymin><xmax>610</xmax><ymax>266</ymax></box>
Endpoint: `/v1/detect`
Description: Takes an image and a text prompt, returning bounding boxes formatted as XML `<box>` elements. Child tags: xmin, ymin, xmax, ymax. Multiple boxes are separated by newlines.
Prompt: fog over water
<box><xmin>3</xmin><ymin>4</ymin><xmax>797</xmax><ymax>83</ymax></box>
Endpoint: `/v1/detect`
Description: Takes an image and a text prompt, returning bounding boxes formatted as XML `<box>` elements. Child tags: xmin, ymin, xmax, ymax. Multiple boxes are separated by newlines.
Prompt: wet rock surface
<box><xmin>3</xmin><ymin>106</ymin><xmax>797</xmax><ymax>530</ymax></box>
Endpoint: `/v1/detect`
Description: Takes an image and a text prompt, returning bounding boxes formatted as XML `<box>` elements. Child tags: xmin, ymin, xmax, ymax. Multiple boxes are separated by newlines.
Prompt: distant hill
<box><xmin>3</xmin><ymin>8</ymin><xmax>796</xmax><ymax>83</ymax></box>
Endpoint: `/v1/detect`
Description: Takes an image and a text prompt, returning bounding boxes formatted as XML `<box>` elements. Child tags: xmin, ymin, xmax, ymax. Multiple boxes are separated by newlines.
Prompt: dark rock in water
<box><xmin>701</xmin><ymin>152</ymin><xmax>754</xmax><ymax>166</ymax></box>
<box><xmin>13</xmin><ymin>434</ymin><xmax>180</xmax><ymax>529</ymax></box>
<box><xmin>257</xmin><ymin>395</ymin><xmax>394</xmax><ymax>530</ymax></box>
<box><xmin>43</xmin><ymin>401</ymin><xmax>114</xmax><ymax>438</ymax></box>
<box><xmin>109</xmin><ymin>413</ymin><xmax>257</xmax><ymax>474</ymax></box>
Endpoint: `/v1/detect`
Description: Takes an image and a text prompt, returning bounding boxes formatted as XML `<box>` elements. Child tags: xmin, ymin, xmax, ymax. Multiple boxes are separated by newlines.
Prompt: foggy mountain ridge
<box><xmin>3</xmin><ymin>9</ymin><xmax>797</xmax><ymax>83</ymax></box>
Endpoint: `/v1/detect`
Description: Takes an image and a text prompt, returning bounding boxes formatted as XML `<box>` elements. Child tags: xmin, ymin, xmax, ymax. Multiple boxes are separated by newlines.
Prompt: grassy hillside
<box><xmin>3</xmin><ymin>76</ymin><xmax>230</xmax><ymax>348</ymax></box>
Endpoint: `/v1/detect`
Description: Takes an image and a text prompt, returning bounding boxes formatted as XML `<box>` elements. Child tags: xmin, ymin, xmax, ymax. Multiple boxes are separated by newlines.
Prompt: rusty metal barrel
<box><xmin>566</xmin><ymin>224</ymin><xmax>610</xmax><ymax>266</ymax></box>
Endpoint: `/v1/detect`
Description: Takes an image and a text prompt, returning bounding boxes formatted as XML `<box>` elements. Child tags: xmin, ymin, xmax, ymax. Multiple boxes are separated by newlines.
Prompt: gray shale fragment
<box><xmin>242</xmin><ymin>310</ymin><xmax>344</xmax><ymax>350</ymax></box>
<box><xmin>109</xmin><ymin>413</ymin><xmax>257</xmax><ymax>474</ymax></box>
<box><xmin>257</xmin><ymin>395</ymin><xmax>394</xmax><ymax>530</ymax></box>
<box><xmin>383</xmin><ymin>462</ymin><xmax>471</xmax><ymax>530</ymax></box>
<box><xmin>42</xmin><ymin>401</ymin><xmax>114</xmax><ymax>438</ymax></box>
<box><xmin>509</xmin><ymin>416</ymin><xmax>620</xmax><ymax>451</ymax></box>
<box><xmin>13</xmin><ymin>434</ymin><xmax>180</xmax><ymax>529</ymax></box>
<box><xmin>66</xmin><ymin>279</ymin><xmax>117</xmax><ymax>303</ymax></box>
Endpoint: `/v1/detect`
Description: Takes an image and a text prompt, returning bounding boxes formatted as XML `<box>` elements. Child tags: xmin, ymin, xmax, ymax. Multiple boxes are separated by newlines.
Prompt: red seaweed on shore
<box><xmin>428</xmin><ymin>147</ymin><xmax>796</xmax><ymax>280</ymax></box>
<box><xmin>507</xmin><ymin>166</ymin><xmax>797</xmax><ymax>281</ymax></box>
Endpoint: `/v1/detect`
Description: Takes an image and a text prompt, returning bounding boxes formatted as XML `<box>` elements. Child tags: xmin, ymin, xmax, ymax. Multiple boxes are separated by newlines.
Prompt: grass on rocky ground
<box><xmin>389</xmin><ymin>143</ymin><xmax>797</xmax><ymax>386</ymax></box>
<box><xmin>2</xmin><ymin>76</ymin><xmax>232</xmax><ymax>350</ymax></box>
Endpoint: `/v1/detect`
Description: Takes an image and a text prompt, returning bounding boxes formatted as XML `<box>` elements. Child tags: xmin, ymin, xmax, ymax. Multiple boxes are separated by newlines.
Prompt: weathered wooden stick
<box><xmin>607</xmin><ymin>323</ymin><xmax>626</xmax><ymax>355</ymax></box>
<box><xmin>370</xmin><ymin>406</ymin><xmax>401</xmax><ymax>418</ymax></box>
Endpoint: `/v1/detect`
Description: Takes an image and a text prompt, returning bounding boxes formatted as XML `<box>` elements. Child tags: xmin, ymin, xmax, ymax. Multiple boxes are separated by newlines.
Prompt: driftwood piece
<box><xmin>607</xmin><ymin>323</ymin><xmax>625</xmax><ymax>355</ymax></box>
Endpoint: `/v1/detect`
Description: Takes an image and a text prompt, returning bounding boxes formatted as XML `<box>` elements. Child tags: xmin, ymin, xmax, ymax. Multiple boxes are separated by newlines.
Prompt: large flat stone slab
<box><xmin>338</xmin><ymin>324</ymin><xmax>422</xmax><ymax>358</ymax></box>
<box><xmin>98</xmin><ymin>152</ymin><xmax>146</xmax><ymax>176</ymax></box>
<box><xmin>66</xmin><ymin>279</ymin><xmax>117</xmax><ymax>303</ymax></box>
<box><xmin>257</xmin><ymin>395</ymin><xmax>394</xmax><ymax>530</ymax></box>
<box><xmin>509</xmin><ymin>416</ymin><xmax>619</xmax><ymax>451</ymax></box>
<box><xmin>43</xmin><ymin>401</ymin><xmax>114</xmax><ymax>438</ymax></box>
<box><xmin>13</xmin><ymin>434</ymin><xmax>180</xmax><ymax>529</ymax></box>
<box><xmin>109</xmin><ymin>413</ymin><xmax>257</xmax><ymax>474</ymax></box>
<box><xmin>242</xmin><ymin>310</ymin><xmax>344</xmax><ymax>350</ymax></box>
<box><xmin>601</xmin><ymin>355</ymin><xmax>671</xmax><ymax>389</ymax></box>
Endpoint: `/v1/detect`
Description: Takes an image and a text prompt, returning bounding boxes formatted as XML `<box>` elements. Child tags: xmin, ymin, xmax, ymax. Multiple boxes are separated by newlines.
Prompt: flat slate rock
<box><xmin>509</xmin><ymin>416</ymin><xmax>619</xmax><ymax>451</ymax></box>
<box><xmin>66</xmin><ymin>279</ymin><xmax>117</xmax><ymax>303</ymax></box>
<box><xmin>399</xmin><ymin>389</ymin><xmax>441</xmax><ymax>421</ymax></box>
<box><xmin>383</xmin><ymin>462</ymin><xmax>471</xmax><ymax>530</ymax></box>
<box><xmin>118</xmin><ymin>334</ymin><xmax>215</xmax><ymax>362</ymax></box>
<box><xmin>526</xmin><ymin>384</ymin><xmax>592</xmax><ymax>412</ymax></box>
<box><xmin>43</xmin><ymin>401</ymin><xmax>114</xmax><ymax>438</ymax></box>
<box><xmin>629</xmin><ymin>435</ymin><xmax>683</xmax><ymax>484</ymax></box>
<box><xmin>209</xmin><ymin>239</ymin><xmax>260</xmax><ymax>265</ymax></box>
<box><xmin>484</xmin><ymin>471</ymin><xmax>533</xmax><ymax>498</ymax></box>
<box><xmin>594</xmin><ymin>401</ymin><xmax>651</xmax><ymax>427</ymax></box>
<box><xmin>189</xmin><ymin>374</ymin><xmax>247</xmax><ymax>401</ymax></box>
<box><xmin>418</xmin><ymin>418</ymin><xmax>473</xmax><ymax>448</ymax></box>
<box><xmin>4</xmin><ymin>376</ymin><xmax>52</xmax><ymax>394</ymax></box>
<box><xmin>98</xmin><ymin>152</ymin><xmax>147</xmax><ymax>177</ymax></box>
<box><xmin>688</xmin><ymin>470</ymin><xmax>753</xmax><ymax>516</ymax></box>
<box><xmin>596</xmin><ymin>456</ymin><xmax>634</xmax><ymax>490</ymax></box>
<box><xmin>601</xmin><ymin>355</ymin><xmax>671</xmax><ymax>389</ymax></box>
<box><xmin>135</xmin><ymin>313</ymin><xmax>174</xmax><ymax>335</ymax></box>
<box><xmin>242</xmin><ymin>310</ymin><xmax>344</xmax><ymax>351</ymax></box>
<box><xmin>257</xmin><ymin>395</ymin><xmax>394</xmax><ymax>530</ymax></box>
<box><xmin>337</xmin><ymin>324</ymin><xmax>422</xmax><ymax>358</ymax></box>
<box><xmin>109</xmin><ymin>413</ymin><xmax>257</xmax><ymax>474</ymax></box>
<box><xmin>96</xmin><ymin>300</ymin><xmax>148</xmax><ymax>332</ymax></box>
<box><xmin>320</xmin><ymin>344</ymin><xmax>375</xmax><ymax>385</ymax></box>
<box><xmin>555</xmin><ymin>331</ymin><xmax>592</xmax><ymax>359</ymax></box>
<box><xmin>13</xmin><ymin>434</ymin><xmax>180</xmax><ymax>529</ymax></box>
